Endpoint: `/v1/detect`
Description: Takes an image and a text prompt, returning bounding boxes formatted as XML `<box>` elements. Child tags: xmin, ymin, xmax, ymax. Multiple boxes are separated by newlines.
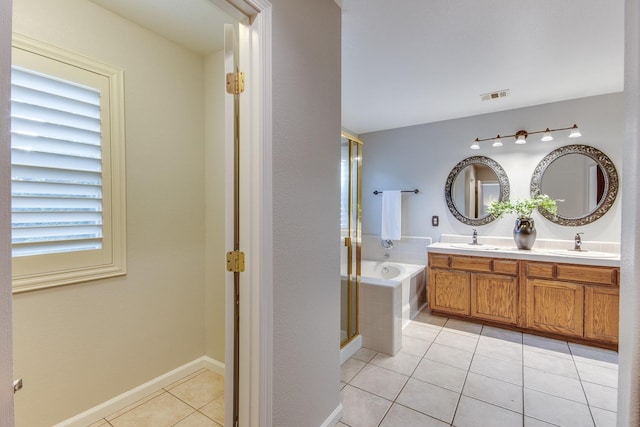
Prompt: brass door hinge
<box><xmin>226</xmin><ymin>251</ymin><xmax>245</xmax><ymax>273</ymax></box>
<box><xmin>226</xmin><ymin>72</ymin><xmax>245</xmax><ymax>94</ymax></box>
<box><xmin>344</xmin><ymin>237</ymin><xmax>352</xmax><ymax>247</ymax></box>
<box><xmin>13</xmin><ymin>378</ymin><xmax>23</xmax><ymax>394</ymax></box>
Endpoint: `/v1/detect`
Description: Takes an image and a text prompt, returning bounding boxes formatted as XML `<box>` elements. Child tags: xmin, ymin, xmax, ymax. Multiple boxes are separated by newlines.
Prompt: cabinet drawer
<box><xmin>450</xmin><ymin>255</ymin><xmax>492</xmax><ymax>272</ymax></box>
<box><xmin>429</xmin><ymin>253</ymin><xmax>450</xmax><ymax>269</ymax></box>
<box><xmin>493</xmin><ymin>259</ymin><xmax>518</xmax><ymax>275</ymax></box>
<box><xmin>557</xmin><ymin>264</ymin><xmax>618</xmax><ymax>286</ymax></box>
<box><xmin>527</xmin><ymin>262</ymin><xmax>555</xmax><ymax>279</ymax></box>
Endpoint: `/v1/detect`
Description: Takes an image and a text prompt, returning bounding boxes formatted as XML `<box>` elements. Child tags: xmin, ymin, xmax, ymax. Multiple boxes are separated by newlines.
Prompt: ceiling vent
<box><xmin>480</xmin><ymin>89</ymin><xmax>510</xmax><ymax>102</ymax></box>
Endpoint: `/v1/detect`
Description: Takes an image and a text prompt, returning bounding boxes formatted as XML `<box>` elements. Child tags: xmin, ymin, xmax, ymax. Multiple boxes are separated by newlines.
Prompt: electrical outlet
<box><xmin>432</xmin><ymin>215</ymin><xmax>439</xmax><ymax>227</ymax></box>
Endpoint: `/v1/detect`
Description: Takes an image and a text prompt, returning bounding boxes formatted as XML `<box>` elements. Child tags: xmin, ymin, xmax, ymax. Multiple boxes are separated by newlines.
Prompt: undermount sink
<box><xmin>450</xmin><ymin>243</ymin><xmax>502</xmax><ymax>251</ymax></box>
<box><xmin>548</xmin><ymin>249</ymin><xmax>619</xmax><ymax>259</ymax></box>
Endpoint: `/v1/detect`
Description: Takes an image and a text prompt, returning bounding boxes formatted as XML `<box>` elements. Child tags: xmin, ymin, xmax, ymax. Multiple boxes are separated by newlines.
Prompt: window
<box><xmin>11</xmin><ymin>34</ymin><xmax>126</xmax><ymax>292</ymax></box>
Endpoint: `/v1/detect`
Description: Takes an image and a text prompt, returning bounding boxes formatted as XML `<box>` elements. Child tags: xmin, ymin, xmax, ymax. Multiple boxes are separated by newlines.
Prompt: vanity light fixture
<box><xmin>541</xmin><ymin>128</ymin><xmax>554</xmax><ymax>142</ymax></box>
<box><xmin>472</xmin><ymin>124</ymin><xmax>581</xmax><ymax>149</ymax></box>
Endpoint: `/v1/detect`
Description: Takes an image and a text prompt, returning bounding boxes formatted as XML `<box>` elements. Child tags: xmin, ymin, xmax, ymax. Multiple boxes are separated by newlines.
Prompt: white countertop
<box><xmin>427</xmin><ymin>242</ymin><xmax>620</xmax><ymax>267</ymax></box>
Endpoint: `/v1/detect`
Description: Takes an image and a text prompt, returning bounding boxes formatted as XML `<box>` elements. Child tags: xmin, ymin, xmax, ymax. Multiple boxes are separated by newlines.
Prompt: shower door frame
<box><xmin>341</xmin><ymin>131</ymin><xmax>363</xmax><ymax>348</ymax></box>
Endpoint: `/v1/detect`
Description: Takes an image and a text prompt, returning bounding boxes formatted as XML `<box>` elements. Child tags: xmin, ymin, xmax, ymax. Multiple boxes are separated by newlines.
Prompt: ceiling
<box><xmin>341</xmin><ymin>0</ymin><xmax>625</xmax><ymax>135</ymax></box>
<box><xmin>90</xmin><ymin>0</ymin><xmax>237</xmax><ymax>55</ymax></box>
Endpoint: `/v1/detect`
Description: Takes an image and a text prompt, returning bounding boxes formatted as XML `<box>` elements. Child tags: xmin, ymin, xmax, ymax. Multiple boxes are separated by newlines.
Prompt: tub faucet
<box><xmin>574</xmin><ymin>233</ymin><xmax>584</xmax><ymax>251</ymax></box>
<box><xmin>471</xmin><ymin>229</ymin><xmax>478</xmax><ymax>245</ymax></box>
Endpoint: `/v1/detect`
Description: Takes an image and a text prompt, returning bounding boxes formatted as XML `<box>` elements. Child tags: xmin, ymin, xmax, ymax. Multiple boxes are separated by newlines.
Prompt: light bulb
<box><xmin>569</xmin><ymin>124</ymin><xmax>581</xmax><ymax>138</ymax></box>
<box><xmin>470</xmin><ymin>139</ymin><xmax>480</xmax><ymax>150</ymax></box>
<box><xmin>515</xmin><ymin>134</ymin><xmax>527</xmax><ymax>144</ymax></box>
<box><xmin>541</xmin><ymin>128</ymin><xmax>553</xmax><ymax>142</ymax></box>
<box><xmin>492</xmin><ymin>136</ymin><xmax>503</xmax><ymax>147</ymax></box>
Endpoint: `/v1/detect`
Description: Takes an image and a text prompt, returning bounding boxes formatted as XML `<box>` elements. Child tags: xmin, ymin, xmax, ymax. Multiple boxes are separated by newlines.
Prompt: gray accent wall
<box><xmin>361</xmin><ymin>93</ymin><xmax>624</xmax><ymax>244</ymax></box>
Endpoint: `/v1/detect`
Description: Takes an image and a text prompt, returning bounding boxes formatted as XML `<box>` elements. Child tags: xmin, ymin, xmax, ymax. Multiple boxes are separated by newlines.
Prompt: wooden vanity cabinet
<box><xmin>428</xmin><ymin>254</ymin><xmax>518</xmax><ymax>325</ymax></box>
<box><xmin>526</xmin><ymin>279</ymin><xmax>584</xmax><ymax>337</ymax></box>
<box><xmin>525</xmin><ymin>262</ymin><xmax>619</xmax><ymax>345</ymax></box>
<box><xmin>428</xmin><ymin>252</ymin><xmax>620</xmax><ymax>348</ymax></box>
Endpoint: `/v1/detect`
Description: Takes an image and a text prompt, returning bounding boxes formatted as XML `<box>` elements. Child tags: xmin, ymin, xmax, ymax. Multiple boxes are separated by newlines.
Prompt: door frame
<box><xmin>0</xmin><ymin>0</ymin><xmax>273</xmax><ymax>426</ymax></box>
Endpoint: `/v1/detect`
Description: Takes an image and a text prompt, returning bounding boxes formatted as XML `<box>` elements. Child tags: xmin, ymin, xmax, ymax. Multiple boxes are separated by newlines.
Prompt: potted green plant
<box><xmin>487</xmin><ymin>194</ymin><xmax>558</xmax><ymax>249</ymax></box>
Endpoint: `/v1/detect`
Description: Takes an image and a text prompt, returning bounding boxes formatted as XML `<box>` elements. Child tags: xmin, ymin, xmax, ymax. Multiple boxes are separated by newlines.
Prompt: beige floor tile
<box><xmin>106</xmin><ymin>390</ymin><xmax>165</xmax><ymax>421</ymax></box>
<box><xmin>523</xmin><ymin>334</ymin><xmax>572</xmax><ymax>359</ymax></box>
<box><xmin>167</xmin><ymin>370</ymin><xmax>225</xmax><ymax>409</ymax></box>
<box><xmin>174</xmin><ymin>411</ymin><xmax>219</xmax><ymax>426</ymax></box>
<box><xmin>524</xmin><ymin>388</ymin><xmax>594</xmax><ymax>426</ymax></box>
<box><xmin>575</xmin><ymin>361</ymin><xmax>619</xmax><ymax>388</ymax></box>
<box><xmin>470</xmin><ymin>353</ymin><xmax>523</xmax><ymax>386</ymax></box>
<box><xmin>475</xmin><ymin>337</ymin><xmax>523</xmax><ymax>363</ymax></box>
<box><xmin>462</xmin><ymin>372</ymin><xmax>523</xmax><ymax>413</ymax></box>
<box><xmin>412</xmin><ymin>358</ymin><xmax>468</xmax><ymax>393</ymax></box>
<box><xmin>590</xmin><ymin>407</ymin><xmax>617</xmax><ymax>427</ymax></box>
<box><xmin>524</xmin><ymin>367</ymin><xmax>587</xmax><ymax>404</ymax></box>
<box><xmin>352</xmin><ymin>347</ymin><xmax>377</xmax><ymax>363</ymax></box>
<box><xmin>481</xmin><ymin>325</ymin><xmax>523</xmax><ymax>344</ymax></box>
<box><xmin>453</xmin><ymin>395</ymin><xmax>522</xmax><ymax>427</ymax></box>
<box><xmin>424</xmin><ymin>342</ymin><xmax>474</xmax><ymax>370</ymax></box>
<box><xmin>200</xmin><ymin>394</ymin><xmax>225</xmax><ymax>425</ymax></box>
<box><xmin>166</xmin><ymin>368</ymin><xmax>208</xmax><ymax>390</ymax></box>
<box><xmin>350</xmin><ymin>363</ymin><xmax>409</xmax><ymax>401</ymax></box>
<box><xmin>524</xmin><ymin>349</ymin><xmax>579</xmax><ymax>378</ymax></box>
<box><xmin>370</xmin><ymin>351</ymin><xmax>421</xmax><ymax>376</ymax></box>
<box><xmin>87</xmin><ymin>420</ymin><xmax>109</xmax><ymax>427</ymax></box>
<box><xmin>442</xmin><ymin>318</ymin><xmax>483</xmax><ymax>337</ymax></box>
<box><xmin>524</xmin><ymin>416</ymin><xmax>557</xmax><ymax>426</ymax></box>
<box><xmin>395</xmin><ymin>378</ymin><xmax>460</xmax><ymax>424</ymax></box>
<box><xmin>412</xmin><ymin>311</ymin><xmax>448</xmax><ymax>329</ymax></box>
<box><xmin>403</xmin><ymin>322</ymin><xmax>440</xmax><ymax>341</ymax></box>
<box><xmin>341</xmin><ymin>357</ymin><xmax>366</xmax><ymax>382</ymax></box>
<box><xmin>400</xmin><ymin>335</ymin><xmax>432</xmax><ymax>357</ymax></box>
<box><xmin>434</xmin><ymin>330</ymin><xmax>479</xmax><ymax>353</ymax></box>
<box><xmin>582</xmin><ymin>382</ymin><xmax>617</xmax><ymax>412</ymax></box>
<box><xmin>568</xmin><ymin>342</ymin><xmax>618</xmax><ymax>368</ymax></box>
<box><xmin>379</xmin><ymin>403</ymin><xmax>449</xmax><ymax>427</ymax></box>
<box><xmin>109</xmin><ymin>392</ymin><xmax>195</xmax><ymax>427</ymax></box>
<box><xmin>340</xmin><ymin>385</ymin><xmax>392</xmax><ymax>427</ymax></box>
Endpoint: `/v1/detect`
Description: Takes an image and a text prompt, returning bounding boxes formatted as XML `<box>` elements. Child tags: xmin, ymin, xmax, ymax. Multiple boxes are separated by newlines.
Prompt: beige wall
<box><xmin>205</xmin><ymin>49</ymin><xmax>226</xmax><ymax>362</ymax></box>
<box><xmin>12</xmin><ymin>0</ymin><xmax>218</xmax><ymax>424</ymax></box>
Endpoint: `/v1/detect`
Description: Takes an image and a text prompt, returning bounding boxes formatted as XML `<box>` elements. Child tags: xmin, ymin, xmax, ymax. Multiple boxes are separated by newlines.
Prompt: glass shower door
<box><xmin>341</xmin><ymin>133</ymin><xmax>362</xmax><ymax>347</ymax></box>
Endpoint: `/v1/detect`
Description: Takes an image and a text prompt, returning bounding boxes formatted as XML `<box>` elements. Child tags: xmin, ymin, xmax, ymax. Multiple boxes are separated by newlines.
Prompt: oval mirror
<box><xmin>445</xmin><ymin>156</ymin><xmax>510</xmax><ymax>226</ymax></box>
<box><xmin>530</xmin><ymin>144</ymin><xmax>619</xmax><ymax>226</ymax></box>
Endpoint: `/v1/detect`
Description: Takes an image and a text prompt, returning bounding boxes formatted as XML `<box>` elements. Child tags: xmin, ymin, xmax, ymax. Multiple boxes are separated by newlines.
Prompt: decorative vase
<box><xmin>513</xmin><ymin>217</ymin><xmax>536</xmax><ymax>250</ymax></box>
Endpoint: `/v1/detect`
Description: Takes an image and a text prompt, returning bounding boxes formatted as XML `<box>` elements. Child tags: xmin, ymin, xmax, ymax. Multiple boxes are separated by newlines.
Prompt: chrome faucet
<box><xmin>472</xmin><ymin>229</ymin><xmax>478</xmax><ymax>245</ymax></box>
<box><xmin>574</xmin><ymin>233</ymin><xmax>584</xmax><ymax>251</ymax></box>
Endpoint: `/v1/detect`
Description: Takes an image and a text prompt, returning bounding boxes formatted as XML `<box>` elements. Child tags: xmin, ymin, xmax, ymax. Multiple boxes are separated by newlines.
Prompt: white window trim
<box><xmin>11</xmin><ymin>33</ymin><xmax>126</xmax><ymax>293</ymax></box>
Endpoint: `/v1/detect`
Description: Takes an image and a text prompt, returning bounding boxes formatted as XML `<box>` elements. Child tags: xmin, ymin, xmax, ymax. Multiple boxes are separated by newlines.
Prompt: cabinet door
<box><xmin>585</xmin><ymin>286</ymin><xmax>619</xmax><ymax>344</ymax></box>
<box><xmin>429</xmin><ymin>269</ymin><xmax>470</xmax><ymax>315</ymax></box>
<box><xmin>526</xmin><ymin>279</ymin><xmax>584</xmax><ymax>337</ymax></box>
<box><xmin>471</xmin><ymin>273</ymin><xmax>518</xmax><ymax>325</ymax></box>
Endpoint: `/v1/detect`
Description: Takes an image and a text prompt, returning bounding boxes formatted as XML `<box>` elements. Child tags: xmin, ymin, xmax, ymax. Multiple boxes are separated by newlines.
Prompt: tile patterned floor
<box><xmin>88</xmin><ymin>369</ymin><xmax>224</xmax><ymax>427</ymax></box>
<box><xmin>339</xmin><ymin>310</ymin><xmax>618</xmax><ymax>427</ymax></box>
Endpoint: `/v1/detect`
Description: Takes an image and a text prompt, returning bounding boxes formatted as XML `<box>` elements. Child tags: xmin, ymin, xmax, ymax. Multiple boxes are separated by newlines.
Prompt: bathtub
<box><xmin>359</xmin><ymin>260</ymin><xmax>426</xmax><ymax>356</ymax></box>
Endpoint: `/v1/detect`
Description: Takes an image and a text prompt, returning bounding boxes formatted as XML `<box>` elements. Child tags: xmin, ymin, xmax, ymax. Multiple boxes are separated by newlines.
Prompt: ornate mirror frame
<box><xmin>530</xmin><ymin>144</ymin><xmax>619</xmax><ymax>226</ymax></box>
<box><xmin>445</xmin><ymin>156</ymin><xmax>510</xmax><ymax>226</ymax></box>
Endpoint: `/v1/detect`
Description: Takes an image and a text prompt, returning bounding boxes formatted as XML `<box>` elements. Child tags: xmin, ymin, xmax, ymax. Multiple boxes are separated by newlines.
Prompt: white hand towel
<box><xmin>381</xmin><ymin>190</ymin><xmax>401</xmax><ymax>241</ymax></box>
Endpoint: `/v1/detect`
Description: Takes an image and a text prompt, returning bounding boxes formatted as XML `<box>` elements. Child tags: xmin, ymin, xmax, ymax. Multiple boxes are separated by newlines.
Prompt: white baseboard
<box><xmin>54</xmin><ymin>356</ymin><xmax>225</xmax><ymax>427</ymax></box>
<box><xmin>340</xmin><ymin>334</ymin><xmax>362</xmax><ymax>365</ymax></box>
<box><xmin>320</xmin><ymin>403</ymin><xmax>343</xmax><ymax>427</ymax></box>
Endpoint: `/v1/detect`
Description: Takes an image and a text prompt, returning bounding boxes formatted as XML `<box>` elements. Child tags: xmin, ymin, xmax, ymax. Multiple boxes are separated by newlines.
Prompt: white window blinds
<box><xmin>11</xmin><ymin>66</ymin><xmax>104</xmax><ymax>257</ymax></box>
